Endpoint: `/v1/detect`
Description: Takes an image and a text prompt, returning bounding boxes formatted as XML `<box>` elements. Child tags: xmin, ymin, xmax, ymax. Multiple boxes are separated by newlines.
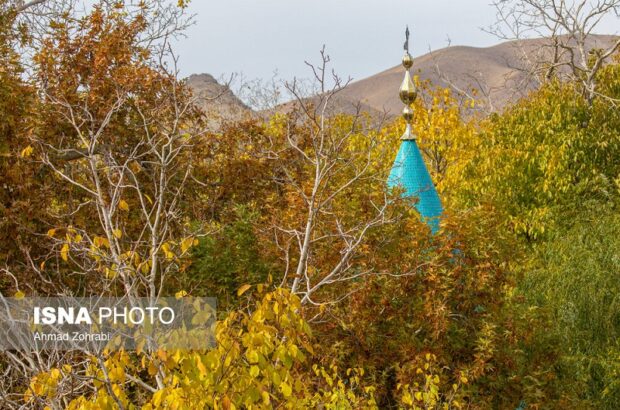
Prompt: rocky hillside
<box><xmin>186</xmin><ymin>73</ymin><xmax>250</xmax><ymax>119</ymax></box>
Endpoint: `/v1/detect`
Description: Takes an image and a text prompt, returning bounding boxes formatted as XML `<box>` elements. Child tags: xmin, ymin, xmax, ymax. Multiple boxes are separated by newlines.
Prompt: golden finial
<box><xmin>399</xmin><ymin>71</ymin><xmax>416</xmax><ymax>105</ymax></box>
<box><xmin>400</xmin><ymin>26</ymin><xmax>416</xmax><ymax>140</ymax></box>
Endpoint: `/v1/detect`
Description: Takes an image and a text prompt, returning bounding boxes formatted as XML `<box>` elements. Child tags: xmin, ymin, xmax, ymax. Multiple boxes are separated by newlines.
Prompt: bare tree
<box><xmin>268</xmin><ymin>47</ymin><xmax>399</xmax><ymax>307</ymax></box>
<box><xmin>232</xmin><ymin>70</ymin><xmax>284</xmax><ymax>112</ymax></box>
<box><xmin>488</xmin><ymin>0</ymin><xmax>620</xmax><ymax>104</ymax></box>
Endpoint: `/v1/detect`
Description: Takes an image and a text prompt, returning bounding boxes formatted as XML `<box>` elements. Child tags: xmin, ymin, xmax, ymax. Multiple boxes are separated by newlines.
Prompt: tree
<box><xmin>1</xmin><ymin>2</ymin><xmax>208</xmax><ymax>405</ymax></box>
<box><xmin>520</xmin><ymin>206</ymin><xmax>620</xmax><ymax>409</ymax></box>
<box><xmin>489</xmin><ymin>0</ymin><xmax>620</xmax><ymax>104</ymax></box>
<box><xmin>456</xmin><ymin>55</ymin><xmax>620</xmax><ymax>239</ymax></box>
<box><xmin>266</xmin><ymin>48</ymin><xmax>403</xmax><ymax>306</ymax></box>
<box><xmin>26</xmin><ymin>289</ymin><xmax>380</xmax><ymax>409</ymax></box>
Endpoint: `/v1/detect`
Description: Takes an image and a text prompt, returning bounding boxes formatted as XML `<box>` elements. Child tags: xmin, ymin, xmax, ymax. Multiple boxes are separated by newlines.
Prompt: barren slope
<box><xmin>335</xmin><ymin>35</ymin><xmax>619</xmax><ymax>114</ymax></box>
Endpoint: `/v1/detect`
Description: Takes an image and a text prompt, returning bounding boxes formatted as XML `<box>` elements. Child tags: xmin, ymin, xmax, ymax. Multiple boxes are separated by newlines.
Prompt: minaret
<box><xmin>387</xmin><ymin>27</ymin><xmax>443</xmax><ymax>233</ymax></box>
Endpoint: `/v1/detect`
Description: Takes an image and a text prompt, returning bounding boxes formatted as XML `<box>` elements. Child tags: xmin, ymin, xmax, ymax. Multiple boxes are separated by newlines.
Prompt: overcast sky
<box><xmin>174</xmin><ymin>0</ymin><xmax>620</xmax><ymax>83</ymax></box>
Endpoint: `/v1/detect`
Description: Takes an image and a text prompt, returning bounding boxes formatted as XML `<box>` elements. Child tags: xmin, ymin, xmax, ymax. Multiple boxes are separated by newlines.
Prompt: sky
<box><xmin>174</xmin><ymin>0</ymin><xmax>620</xmax><ymax>83</ymax></box>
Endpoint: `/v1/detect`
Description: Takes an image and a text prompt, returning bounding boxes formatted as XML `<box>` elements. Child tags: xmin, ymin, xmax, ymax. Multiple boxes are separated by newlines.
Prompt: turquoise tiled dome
<box><xmin>388</xmin><ymin>140</ymin><xmax>443</xmax><ymax>233</ymax></box>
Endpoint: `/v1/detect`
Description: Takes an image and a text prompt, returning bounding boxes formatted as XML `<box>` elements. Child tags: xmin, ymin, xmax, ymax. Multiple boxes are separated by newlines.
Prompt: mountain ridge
<box><xmin>187</xmin><ymin>34</ymin><xmax>620</xmax><ymax>117</ymax></box>
<box><xmin>336</xmin><ymin>34</ymin><xmax>619</xmax><ymax>114</ymax></box>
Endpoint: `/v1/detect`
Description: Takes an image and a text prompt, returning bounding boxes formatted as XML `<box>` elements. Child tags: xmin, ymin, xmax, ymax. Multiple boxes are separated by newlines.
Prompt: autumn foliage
<box><xmin>1</xmin><ymin>1</ymin><xmax>620</xmax><ymax>409</ymax></box>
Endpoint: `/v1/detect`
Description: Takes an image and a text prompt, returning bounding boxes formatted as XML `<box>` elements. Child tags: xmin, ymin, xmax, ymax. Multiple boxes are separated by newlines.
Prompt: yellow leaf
<box><xmin>246</xmin><ymin>350</ymin><xmax>259</xmax><ymax>364</ymax></box>
<box><xmin>261</xmin><ymin>391</ymin><xmax>270</xmax><ymax>405</ymax></box>
<box><xmin>118</xmin><ymin>200</ymin><xmax>129</xmax><ymax>212</ymax></box>
<box><xmin>237</xmin><ymin>284</ymin><xmax>251</xmax><ymax>297</ymax></box>
<box><xmin>14</xmin><ymin>290</ymin><xmax>25</xmax><ymax>300</ymax></box>
<box><xmin>113</xmin><ymin>229</ymin><xmax>122</xmax><ymax>239</ymax></box>
<box><xmin>20</xmin><ymin>145</ymin><xmax>33</xmax><ymax>158</ymax></box>
<box><xmin>50</xmin><ymin>368</ymin><xmax>61</xmax><ymax>380</ymax></box>
<box><xmin>93</xmin><ymin>236</ymin><xmax>110</xmax><ymax>249</ymax></box>
<box><xmin>60</xmin><ymin>244</ymin><xmax>69</xmax><ymax>262</ymax></box>
<box><xmin>148</xmin><ymin>362</ymin><xmax>159</xmax><ymax>377</ymax></box>
<box><xmin>402</xmin><ymin>392</ymin><xmax>413</xmax><ymax>406</ymax></box>
<box><xmin>222</xmin><ymin>396</ymin><xmax>233</xmax><ymax>410</ymax></box>
<box><xmin>280</xmin><ymin>381</ymin><xmax>292</xmax><ymax>397</ymax></box>
<box><xmin>47</xmin><ymin>228</ymin><xmax>56</xmax><ymax>237</ymax></box>
<box><xmin>152</xmin><ymin>391</ymin><xmax>165</xmax><ymax>407</ymax></box>
<box><xmin>105</xmin><ymin>268</ymin><xmax>117</xmax><ymax>279</ymax></box>
<box><xmin>181</xmin><ymin>237</ymin><xmax>194</xmax><ymax>254</ymax></box>
<box><xmin>157</xmin><ymin>349</ymin><xmax>168</xmax><ymax>361</ymax></box>
<box><xmin>249</xmin><ymin>365</ymin><xmax>260</xmax><ymax>378</ymax></box>
<box><xmin>175</xmin><ymin>290</ymin><xmax>187</xmax><ymax>299</ymax></box>
<box><xmin>196</xmin><ymin>359</ymin><xmax>207</xmax><ymax>376</ymax></box>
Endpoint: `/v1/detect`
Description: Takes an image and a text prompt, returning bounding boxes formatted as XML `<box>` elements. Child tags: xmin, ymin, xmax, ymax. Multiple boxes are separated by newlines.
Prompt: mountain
<box><xmin>334</xmin><ymin>34</ymin><xmax>619</xmax><ymax>114</ymax></box>
<box><xmin>187</xmin><ymin>35</ymin><xmax>619</xmax><ymax>118</ymax></box>
<box><xmin>185</xmin><ymin>73</ymin><xmax>250</xmax><ymax>119</ymax></box>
